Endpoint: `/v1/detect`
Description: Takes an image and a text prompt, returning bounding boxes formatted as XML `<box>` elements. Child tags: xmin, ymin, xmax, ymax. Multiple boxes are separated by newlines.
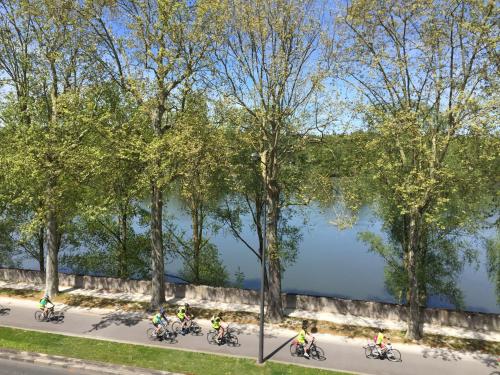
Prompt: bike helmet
<box><xmin>184</xmin><ymin>303</ymin><xmax>190</xmax><ymax>308</ymax></box>
<box><xmin>302</xmin><ymin>320</ymin><xmax>309</xmax><ymax>330</ymax></box>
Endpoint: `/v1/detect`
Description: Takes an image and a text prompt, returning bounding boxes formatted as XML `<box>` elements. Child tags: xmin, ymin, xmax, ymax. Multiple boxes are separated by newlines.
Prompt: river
<box><xmin>18</xmin><ymin>198</ymin><xmax>499</xmax><ymax>314</ymax></box>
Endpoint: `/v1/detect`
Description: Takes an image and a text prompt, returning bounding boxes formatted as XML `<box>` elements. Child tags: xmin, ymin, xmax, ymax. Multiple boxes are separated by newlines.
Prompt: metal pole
<box><xmin>258</xmin><ymin>195</ymin><xmax>266</xmax><ymax>364</ymax></box>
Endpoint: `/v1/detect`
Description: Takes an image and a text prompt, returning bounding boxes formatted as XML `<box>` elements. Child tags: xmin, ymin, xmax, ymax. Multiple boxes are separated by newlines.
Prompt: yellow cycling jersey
<box><xmin>177</xmin><ymin>307</ymin><xmax>186</xmax><ymax>320</ymax></box>
<box><xmin>376</xmin><ymin>332</ymin><xmax>384</xmax><ymax>345</ymax></box>
<box><xmin>211</xmin><ymin>316</ymin><xmax>221</xmax><ymax>329</ymax></box>
<box><xmin>152</xmin><ymin>313</ymin><xmax>162</xmax><ymax>324</ymax></box>
<box><xmin>297</xmin><ymin>329</ymin><xmax>307</xmax><ymax>344</ymax></box>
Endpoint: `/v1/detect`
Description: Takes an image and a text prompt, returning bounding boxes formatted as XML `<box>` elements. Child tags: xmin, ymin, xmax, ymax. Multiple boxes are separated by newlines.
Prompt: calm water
<box><xmin>20</xmin><ymin>198</ymin><xmax>499</xmax><ymax>314</ymax></box>
<box><xmin>162</xmin><ymin>198</ymin><xmax>498</xmax><ymax>314</ymax></box>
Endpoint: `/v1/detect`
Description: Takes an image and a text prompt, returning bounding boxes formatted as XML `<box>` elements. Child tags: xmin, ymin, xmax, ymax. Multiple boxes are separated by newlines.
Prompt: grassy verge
<box><xmin>1</xmin><ymin>286</ymin><xmax>498</xmax><ymax>356</ymax></box>
<box><xmin>0</xmin><ymin>326</ymin><xmax>345</xmax><ymax>375</ymax></box>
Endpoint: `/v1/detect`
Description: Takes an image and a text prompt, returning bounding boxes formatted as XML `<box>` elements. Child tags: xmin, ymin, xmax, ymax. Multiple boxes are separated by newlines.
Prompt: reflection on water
<box><xmin>20</xmin><ymin>199</ymin><xmax>499</xmax><ymax>314</ymax></box>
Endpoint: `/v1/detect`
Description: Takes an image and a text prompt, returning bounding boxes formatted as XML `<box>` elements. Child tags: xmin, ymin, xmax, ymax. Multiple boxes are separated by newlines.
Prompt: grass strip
<box><xmin>1</xmin><ymin>286</ymin><xmax>498</xmax><ymax>356</ymax></box>
<box><xmin>0</xmin><ymin>326</ymin><xmax>346</xmax><ymax>375</ymax></box>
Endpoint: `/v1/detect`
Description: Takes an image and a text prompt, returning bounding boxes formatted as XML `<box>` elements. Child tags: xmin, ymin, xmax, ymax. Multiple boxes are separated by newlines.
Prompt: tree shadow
<box><xmin>263</xmin><ymin>335</ymin><xmax>295</xmax><ymax>362</ymax></box>
<box><xmin>0</xmin><ymin>306</ymin><xmax>10</xmax><ymax>315</ymax></box>
<box><xmin>86</xmin><ymin>311</ymin><xmax>144</xmax><ymax>332</ymax></box>
<box><xmin>472</xmin><ymin>353</ymin><xmax>499</xmax><ymax>369</ymax></box>
<box><xmin>421</xmin><ymin>347</ymin><xmax>463</xmax><ymax>362</ymax></box>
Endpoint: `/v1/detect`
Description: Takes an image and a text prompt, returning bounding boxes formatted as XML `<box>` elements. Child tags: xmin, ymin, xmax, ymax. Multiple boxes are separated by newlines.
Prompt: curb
<box><xmin>0</xmin><ymin>348</ymin><xmax>182</xmax><ymax>375</ymax></box>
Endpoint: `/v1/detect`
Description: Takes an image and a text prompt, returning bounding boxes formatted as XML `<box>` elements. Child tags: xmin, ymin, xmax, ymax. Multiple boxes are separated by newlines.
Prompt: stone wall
<box><xmin>1</xmin><ymin>267</ymin><xmax>498</xmax><ymax>331</ymax></box>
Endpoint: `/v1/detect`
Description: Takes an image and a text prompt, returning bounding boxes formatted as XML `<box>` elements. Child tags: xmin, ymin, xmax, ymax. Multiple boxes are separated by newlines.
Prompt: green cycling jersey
<box><xmin>177</xmin><ymin>307</ymin><xmax>186</xmax><ymax>320</ymax></box>
<box><xmin>211</xmin><ymin>316</ymin><xmax>221</xmax><ymax>329</ymax></box>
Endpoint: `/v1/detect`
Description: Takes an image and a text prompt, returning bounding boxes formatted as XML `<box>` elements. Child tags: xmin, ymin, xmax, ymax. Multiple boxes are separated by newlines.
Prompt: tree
<box><xmin>0</xmin><ymin>0</ymin><xmax>45</xmax><ymax>271</ymax></box>
<box><xmin>339</xmin><ymin>0</ymin><xmax>498</xmax><ymax>339</ymax></box>
<box><xmin>87</xmin><ymin>0</ymin><xmax>225</xmax><ymax>307</ymax></box>
<box><xmin>63</xmin><ymin>83</ymin><xmax>150</xmax><ymax>280</ymax></box>
<box><xmin>486</xmin><ymin>232</ymin><xmax>500</xmax><ymax>305</ymax></box>
<box><xmin>215</xmin><ymin>0</ymin><xmax>330</xmax><ymax>322</ymax></box>
<box><xmin>167</xmin><ymin>93</ymin><xmax>229</xmax><ymax>286</ymax></box>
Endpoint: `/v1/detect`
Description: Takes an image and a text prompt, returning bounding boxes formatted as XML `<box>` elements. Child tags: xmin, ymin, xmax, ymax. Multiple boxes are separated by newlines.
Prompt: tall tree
<box><xmin>87</xmin><ymin>0</ymin><xmax>225</xmax><ymax>307</ymax></box>
<box><xmin>0</xmin><ymin>0</ymin><xmax>45</xmax><ymax>271</ymax></box>
<box><xmin>215</xmin><ymin>0</ymin><xmax>330</xmax><ymax>321</ymax></box>
<box><xmin>339</xmin><ymin>0</ymin><xmax>498</xmax><ymax>339</ymax></box>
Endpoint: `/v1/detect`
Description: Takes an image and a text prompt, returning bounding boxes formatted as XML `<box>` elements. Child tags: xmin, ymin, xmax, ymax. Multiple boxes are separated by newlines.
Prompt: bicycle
<box><xmin>171</xmin><ymin>316</ymin><xmax>202</xmax><ymax>336</ymax></box>
<box><xmin>364</xmin><ymin>342</ymin><xmax>402</xmax><ymax>362</ymax></box>
<box><xmin>34</xmin><ymin>306</ymin><xmax>64</xmax><ymax>323</ymax></box>
<box><xmin>146</xmin><ymin>321</ymin><xmax>177</xmax><ymax>343</ymax></box>
<box><xmin>290</xmin><ymin>339</ymin><xmax>326</xmax><ymax>361</ymax></box>
<box><xmin>207</xmin><ymin>325</ymin><xmax>239</xmax><ymax>347</ymax></box>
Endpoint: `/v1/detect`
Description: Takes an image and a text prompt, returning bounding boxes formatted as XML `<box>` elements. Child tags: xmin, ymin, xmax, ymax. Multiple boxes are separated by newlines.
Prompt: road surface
<box><xmin>0</xmin><ymin>298</ymin><xmax>497</xmax><ymax>375</ymax></box>
<box><xmin>0</xmin><ymin>358</ymin><xmax>100</xmax><ymax>375</ymax></box>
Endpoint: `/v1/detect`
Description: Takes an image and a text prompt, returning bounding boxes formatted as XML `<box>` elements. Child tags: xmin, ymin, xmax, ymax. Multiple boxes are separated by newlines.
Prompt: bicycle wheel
<box><xmin>290</xmin><ymin>343</ymin><xmax>300</xmax><ymax>357</ymax></box>
<box><xmin>365</xmin><ymin>345</ymin><xmax>376</xmax><ymax>359</ymax></box>
<box><xmin>190</xmin><ymin>322</ymin><xmax>202</xmax><ymax>335</ymax></box>
<box><xmin>34</xmin><ymin>311</ymin><xmax>45</xmax><ymax>322</ymax></box>
<box><xmin>164</xmin><ymin>330</ymin><xmax>177</xmax><ymax>343</ymax></box>
<box><xmin>52</xmin><ymin>311</ymin><xmax>64</xmax><ymax>324</ymax></box>
<box><xmin>226</xmin><ymin>333</ymin><xmax>239</xmax><ymax>347</ymax></box>
<box><xmin>387</xmin><ymin>349</ymin><xmax>402</xmax><ymax>362</ymax></box>
<box><xmin>207</xmin><ymin>331</ymin><xmax>217</xmax><ymax>345</ymax></box>
<box><xmin>147</xmin><ymin>328</ymin><xmax>157</xmax><ymax>341</ymax></box>
<box><xmin>310</xmin><ymin>345</ymin><xmax>326</xmax><ymax>361</ymax></box>
<box><xmin>171</xmin><ymin>321</ymin><xmax>183</xmax><ymax>334</ymax></box>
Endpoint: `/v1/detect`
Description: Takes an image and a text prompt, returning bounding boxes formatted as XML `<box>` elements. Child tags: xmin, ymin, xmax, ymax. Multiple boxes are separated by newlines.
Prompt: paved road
<box><xmin>0</xmin><ymin>358</ymin><xmax>99</xmax><ymax>375</ymax></box>
<box><xmin>0</xmin><ymin>298</ymin><xmax>498</xmax><ymax>375</ymax></box>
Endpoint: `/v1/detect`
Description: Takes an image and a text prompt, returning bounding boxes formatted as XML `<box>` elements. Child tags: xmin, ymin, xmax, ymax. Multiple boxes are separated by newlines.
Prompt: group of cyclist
<box><xmin>37</xmin><ymin>294</ymin><xmax>389</xmax><ymax>358</ymax></box>
<box><xmin>295</xmin><ymin>320</ymin><xmax>390</xmax><ymax>358</ymax></box>
<box><xmin>151</xmin><ymin>303</ymin><xmax>227</xmax><ymax>344</ymax></box>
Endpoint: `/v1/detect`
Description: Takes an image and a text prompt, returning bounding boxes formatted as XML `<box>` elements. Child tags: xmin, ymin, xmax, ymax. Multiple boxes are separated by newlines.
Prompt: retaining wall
<box><xmin>0</xmin><ymin>267</ymin><xmax>498</xmax><ymax>332</ymax></box>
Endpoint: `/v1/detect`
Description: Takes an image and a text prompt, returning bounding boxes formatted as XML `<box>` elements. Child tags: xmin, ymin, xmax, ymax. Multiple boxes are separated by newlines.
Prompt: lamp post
<box><xmin>251</xmin><ymin>152</ymin><xmax>266</xmax><ymax>364</ymax></box>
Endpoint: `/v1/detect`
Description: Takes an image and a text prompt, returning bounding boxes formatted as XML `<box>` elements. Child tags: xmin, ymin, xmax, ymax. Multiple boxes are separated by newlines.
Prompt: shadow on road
<box><xmin>0</xmin><ymin>306</ymin><xmax>10</xmax><ymax>316</ymax></box>
<box><xmin>87</xmin><ymin>311</ymin><xmax>143</xmax><ymax>332</ymax></box>
<box><xmin>473</xmin><ymin>353</ymin><xmax>499</xmax><ymax>369</ymax></box>
<box><xmin>421</xmin><ymin>347</ymin><xmax>463</xmax><ymax>362</ymax></box>
<box><xmin>263</xmin><ymin>335</ymin><xmax>295</xmax><ymax>362</ymax></box>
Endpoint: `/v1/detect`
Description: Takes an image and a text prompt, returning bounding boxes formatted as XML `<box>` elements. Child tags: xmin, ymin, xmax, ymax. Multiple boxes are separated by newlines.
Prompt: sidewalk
<box><xmin>1</xmin><ymin>280</ymin><xmax>498</xmax><ymax>342</ymax></box>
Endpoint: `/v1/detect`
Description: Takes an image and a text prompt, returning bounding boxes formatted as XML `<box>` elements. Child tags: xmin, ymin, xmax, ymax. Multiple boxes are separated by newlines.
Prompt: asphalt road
<box><xmin>0</xmin><ymin>358</ymin><xmax>99</xmax><ymax>375</ymax></box>
<box><xmin>0</xmin><ymin>298</ymin><xmax>498</xmax><ymax>375</ymax></box>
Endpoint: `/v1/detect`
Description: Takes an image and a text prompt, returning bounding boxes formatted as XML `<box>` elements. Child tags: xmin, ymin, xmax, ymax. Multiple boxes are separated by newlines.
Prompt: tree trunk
<box><xmin>45</xmin><ymin>208</ymin><xmax>60</xmax><ymax>297</ymax></box>
<box><xmin>265</xmin><ymin>177</ymin><xmax>283</xmax><ymax>322</ymax></box>
<box><xmin>38</xmin><ymin>226</ymin><xmax>45</xmax><ymax>274</ymax></box>
<box><xmin>191</xmin><ymin>202</ymin><xmax>201</xmax><ymax>283</ymax></box>
<box><xmin>118</xmin><ymin>209</ymin><xmax>128</xmax><ymax>279</ymax></box>
<box><xmin>405</xmin><ymin>213</ymin><xmax>422</xmax><ymax>340</ymax></box>
<box><xmin>45</xmin><ymin>59</ymin><xmax>60</xmax><ymax>297</ymax></box>
<box><xmin>150</xmin><ymin>181</ymin><xmax>165</xmax><ymax>308</ymax></box>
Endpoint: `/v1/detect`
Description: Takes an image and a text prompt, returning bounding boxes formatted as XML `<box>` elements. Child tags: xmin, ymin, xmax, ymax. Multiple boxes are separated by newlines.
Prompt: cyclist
<box><xmin>152</xmin><ymin>307</ymin><xmax>168</xmax><ymax>337</ymax></box>
<box><xmin>38</xmin><ymin>294</ymin><xmax>54</xmax><ymax>319</ymax></box>
<box><xmin>296</xmin><ymin>320</ymin><xmax>315</xmax><ymax>359</ymax></box>
<box><xmin>176</xmin><ymin>303</ymin><xmax>192</xmax><ymax>335</ymax></box>
<box><xmin>375</xmin><ymin>330</ymin><xmax>390</xmax><ymax>355</ymax></box>
<box><xmin>211</xmin><ymin>312</ymin><xmax>225</xmax><ymax>344</ymax></box>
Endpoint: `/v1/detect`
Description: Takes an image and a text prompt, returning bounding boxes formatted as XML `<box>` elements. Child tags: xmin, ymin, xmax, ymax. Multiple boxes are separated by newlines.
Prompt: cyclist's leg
<box><xmin>301</xmin><ymin>340</ymin><xmax>309</xmax><ymax>357</ymax></box>
<box><xmin>305</xmin><ymin>336</ymin><xmax>314</xmax><ymax>353</ymax></box>
<box><xmin>217</xmin><ymin>327</ymin><xmax>224</xmax><ymax>342</ymax></box>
